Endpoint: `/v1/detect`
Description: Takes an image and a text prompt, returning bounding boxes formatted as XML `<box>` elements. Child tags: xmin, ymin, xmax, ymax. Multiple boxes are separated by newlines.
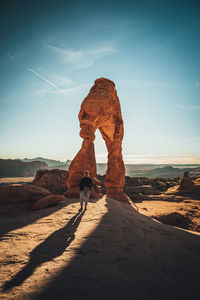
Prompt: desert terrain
<box><xmin>1</xmin><ymin>168</ymin><xmax>200</xmax><ymax>299</ymax></box>
<box><xmin>1</xmin><ymin>196</ymin><xmax>200</xmax><ymax>300</ymax></box>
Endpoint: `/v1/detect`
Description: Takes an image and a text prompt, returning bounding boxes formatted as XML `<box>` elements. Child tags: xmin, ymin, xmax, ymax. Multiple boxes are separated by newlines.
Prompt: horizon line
<box><xmin>0</xmin><ymin>157</ymin><xmax>200</xmax><ymax>165</ymax></box>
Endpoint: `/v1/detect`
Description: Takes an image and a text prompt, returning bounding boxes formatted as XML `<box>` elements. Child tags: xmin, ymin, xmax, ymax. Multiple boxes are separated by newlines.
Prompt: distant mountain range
<box><xmin>21</xmin><ymin>157</ymin><xmax>71</xmax><ymax>168</ymax></box>
<box><xmin>0</xmin><ymin>159</ymin><xmax>47</xmax><ymax>177</ymax></box>
<box><xmin>97</xmin><ymin>163</ymin><xmax>200</xmax><ymax>178</ymax></box>
<box><xmin>140</xmin><ymin>166</ymin><xmax>188</xmax><ymax>178</ymax></box>
<box><xmin>0</xmin><ymin>158</ymin><xmax>200</xmax><ymax>178</ymax></box>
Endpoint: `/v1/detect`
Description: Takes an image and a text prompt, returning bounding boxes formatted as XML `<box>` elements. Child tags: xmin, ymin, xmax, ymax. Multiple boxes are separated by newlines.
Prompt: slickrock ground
<box><xmin>1</xmin><ymin>196</ymin><xmax>200</xmax><ymax>300</ymax></box>
<box><xmin>137</xmin><ymin>179</ymin><xmax>200</xmax><ymax>232</ymax></box>
<box><xmin>137</xmin><ymin>199</ymin><xmax>200</xmax><ymax>232</ymax></box>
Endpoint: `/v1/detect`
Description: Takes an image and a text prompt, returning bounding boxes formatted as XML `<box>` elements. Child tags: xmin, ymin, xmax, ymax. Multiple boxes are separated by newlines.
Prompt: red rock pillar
<box><xmin>99</xmin><ymin>123</ymin><xmax>129</xmax><ymax>202</ymax></box>
<box><xmin>66</xmin><ymin>77</ymin><xmax>128</xmax><ymax>202</ymax></box>
<box><xmin>66</xmin><ymin>124</ymin><xmax>101</xmax><ymax>198</ymax></box>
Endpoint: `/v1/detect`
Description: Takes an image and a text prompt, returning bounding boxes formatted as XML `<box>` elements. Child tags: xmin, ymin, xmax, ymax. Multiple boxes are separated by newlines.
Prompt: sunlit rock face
<box><xmin>67</xmin><ymin>78</ymin><xmax>129</xmax><ymax>202</ymax></box>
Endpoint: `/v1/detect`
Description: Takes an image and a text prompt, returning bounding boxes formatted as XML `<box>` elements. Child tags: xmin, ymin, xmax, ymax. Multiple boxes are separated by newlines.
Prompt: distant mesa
<box><xmin>66</xmin><ymin>77</ymin><xmax>129</xmax><ymax>202</ymax></box>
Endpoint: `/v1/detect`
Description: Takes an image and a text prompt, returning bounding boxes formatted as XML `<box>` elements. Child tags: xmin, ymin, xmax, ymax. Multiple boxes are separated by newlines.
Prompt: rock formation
<box><xmin>32</xmin><ymin>169</ymin><xmax>68</xmax><ymax>194</ymax></box>
<box><xmin>0</xmin><ymin>183</ymin><xmax>67</xmax><ymax>210</ymax></box>
<box><xmin>67</xmin><ymin>78</ymin><xmax>129</xmax><ymax>201</ymax></box>
<box><xmin>179</xmin><ymin>171</ymin><xmax>194</xmax><ymax>189</ymax></box>
<box><xmin>32</xmin><ymin>195</ymin><xmax>66</xmax><ymax>210</ymax></box>
<box><xmin>0</xmin><ymin>185</ymin><xmax>51</xmax><ymax>204</ymax></box>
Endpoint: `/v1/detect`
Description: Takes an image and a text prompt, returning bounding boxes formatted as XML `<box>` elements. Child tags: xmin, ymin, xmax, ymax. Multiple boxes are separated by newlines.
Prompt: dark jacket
<box><xmin>80</xmin><ymin>177</ymin><xmax>93</xmax><ymax>191</ymax></box>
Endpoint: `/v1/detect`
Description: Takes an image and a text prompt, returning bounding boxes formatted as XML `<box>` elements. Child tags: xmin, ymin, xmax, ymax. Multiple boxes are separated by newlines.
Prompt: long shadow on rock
<box><xmin>178</xmin><ymin>187</ymin><xmax>200</xmax><ymax>200</ymax></box>
<box><xmin>33</xmin><ymin>198</ymin><xmax>200</xmax><ymax>300</ymax></box>
<box><xmin>0</xmin><ymin>199</ymin><xmax>80</xmax><ymax>241</ymax></box>
<box><xmin>3</xmin><ymin>209</ymin><xmax>85</xmax><ymax>291</ymax></box>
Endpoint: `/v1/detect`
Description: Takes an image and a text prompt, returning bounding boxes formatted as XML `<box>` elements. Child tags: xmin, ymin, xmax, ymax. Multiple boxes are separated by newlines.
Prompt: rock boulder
<box><xmin>0</xmin><ymin>184</ymin><xmax>51</xmax><ymax>204</ymax></box>
<box><xmin>32</xmin><ymin>169</ymin><xmax>68</xmax><ymax>194</ymax></box>
<box><xmin>32</xmin><ymin>195</ymin><xmax>66</xmax><ymax>210</ymax></box>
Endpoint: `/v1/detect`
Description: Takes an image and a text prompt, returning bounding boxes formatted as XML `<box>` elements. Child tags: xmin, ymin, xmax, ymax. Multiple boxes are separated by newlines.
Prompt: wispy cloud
<box><xmin>6</xmin><ymin>53</ymin><xmax>15</xmax><ymax>60</ymax></box>
<box><xmin>27</xmin><ymin>68</ymin><xmax>70</xmax><ymax>97</ymax></box>
<box><xmin>176</xmin><ymin>104</ymin><xmax>200</xmax><ymax>111</ymax></box>
<box><xmin>45</xmin><ymin>42</ymin><xmax>119</xmax><ymax>68</ymax></box>
<box><xmin>5</xmin><ymin>53</ymin><xmax>70</xmax><ymax>97</ymax></box>
<box><xmin>49</xmin><ymin>74</ymin><xmax>74</xmax><ymax>87</ymax></box>
<box><xmin>35</xmin><ymin>84</ymin><xmax>90</xmax><ymax>98</ymax></box>
<box><xmin>195</xmin><ymin>82</ymin><xmax>200</xmax><ymax>88</ymax></box>
<box><xmin>29</xmin><ymin>69</ymin><xmax>86</xmax><ymax>98</ymax></box>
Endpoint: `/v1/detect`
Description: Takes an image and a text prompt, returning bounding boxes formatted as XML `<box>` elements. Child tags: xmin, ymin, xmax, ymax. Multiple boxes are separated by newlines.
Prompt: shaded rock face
<box><xmin>32</xmin><ymin>169</ymin><xmax>68</xmax><ymax>194</ymax></box>
<box><xmin>180</xmin><ymin>171</ymin><xmax>194</xmax><ymax>189</ymax></box>
<box><xmin>67</xmin><ymin>78</ymin><xmax>128</xmax><ymax>201</ymax></box>
<box><xmin>153</xmin><ymin>212</ymin><xmax>192</xmax><ymax>229</ymax></box>
<box><xmin>0</xmin><ymin>185</ymin><xmax>51</xmax><ymax>205</ymax></box>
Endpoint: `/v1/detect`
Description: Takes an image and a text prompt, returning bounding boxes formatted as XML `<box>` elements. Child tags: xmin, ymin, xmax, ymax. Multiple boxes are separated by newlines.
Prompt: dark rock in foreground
<box><xmin>0</xmin><ymin>185</ymin><xmax>51</xmax><ymax>205</ymax></box>
<box><xmin>32</xmin><ymin>169</ymin><xmax>68</xmax><ymax>194</ymax></box>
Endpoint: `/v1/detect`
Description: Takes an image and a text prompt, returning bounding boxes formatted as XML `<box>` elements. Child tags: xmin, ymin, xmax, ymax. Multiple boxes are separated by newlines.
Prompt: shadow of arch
<box><xmin>31</xmin><ymin>198</ymin><xmax>200</xmax><ymax>300</ymax></box>
<box><xmin>3</xmin><ymin>209</ymin><xmax>85</xmax><ymax>291</ymax></box>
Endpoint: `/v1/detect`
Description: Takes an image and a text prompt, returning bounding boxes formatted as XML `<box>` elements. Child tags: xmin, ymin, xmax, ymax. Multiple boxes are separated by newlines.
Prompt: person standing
<box><xmin>80</xmin><ymin>171</ymin><xmax>93</xmax><ymax>210</ymax></box>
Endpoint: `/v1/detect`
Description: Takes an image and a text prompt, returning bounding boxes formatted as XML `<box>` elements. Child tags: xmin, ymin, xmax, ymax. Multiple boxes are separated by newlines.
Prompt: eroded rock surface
<box><xmin>67</xmin><ymin>78</ymin><xmax>128</xmax><ymax>201</ymax></box>
<box><xmin>32</xmin><ymin>195</ymin><xmax>66</xmax><ymax>210</ymax></box>
<box><xmin>136</xmin><ymin>176</ymin><xmax>200</xmax><ymax>232</ymax></box>
<box><xmin>0</xmin><ymin>185</ymin><xmax>51</xmax><ymax>205</ymax></box>
<box><xmin>32</xmin><ymin>169</ymin><xmax>68</xmax><ymax>194</ymax></box>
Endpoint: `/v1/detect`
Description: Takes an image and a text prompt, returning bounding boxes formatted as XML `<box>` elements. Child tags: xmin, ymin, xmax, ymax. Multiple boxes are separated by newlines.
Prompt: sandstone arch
<box><xmin>66</xmin><ymin>78</ymin><xmax>129</xmax><ymax>202</ymax></box>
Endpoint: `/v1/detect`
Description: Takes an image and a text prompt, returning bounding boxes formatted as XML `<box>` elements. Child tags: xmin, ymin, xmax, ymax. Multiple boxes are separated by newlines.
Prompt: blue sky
<box><xmin>0</xmin><ymin>0</ymin><xmax>200</xmax><ymax>163</ymax></box>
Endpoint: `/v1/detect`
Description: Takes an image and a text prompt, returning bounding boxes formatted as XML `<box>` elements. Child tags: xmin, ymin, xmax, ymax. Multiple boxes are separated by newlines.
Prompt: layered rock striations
<box><xmin>66</xmin><ymin>78</ymin><xmax>128</xmax><ymax>201</ymax></box>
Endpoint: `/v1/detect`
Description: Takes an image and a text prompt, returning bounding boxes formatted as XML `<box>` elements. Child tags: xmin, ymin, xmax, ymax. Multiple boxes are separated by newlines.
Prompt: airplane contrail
<box><xmin>26</xmin><ymin>67</ymin><xmax>68</xmax><ymax>96</ymax></box>
<box><xmin>5</xmin><ymin>53</ymin><xmax>68</xmax><ymax>97</ymax></box>
<box><xmin>6</xmin><ymin>53</ymin><xmax>15</xmax><ymax>60</ymax></box>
